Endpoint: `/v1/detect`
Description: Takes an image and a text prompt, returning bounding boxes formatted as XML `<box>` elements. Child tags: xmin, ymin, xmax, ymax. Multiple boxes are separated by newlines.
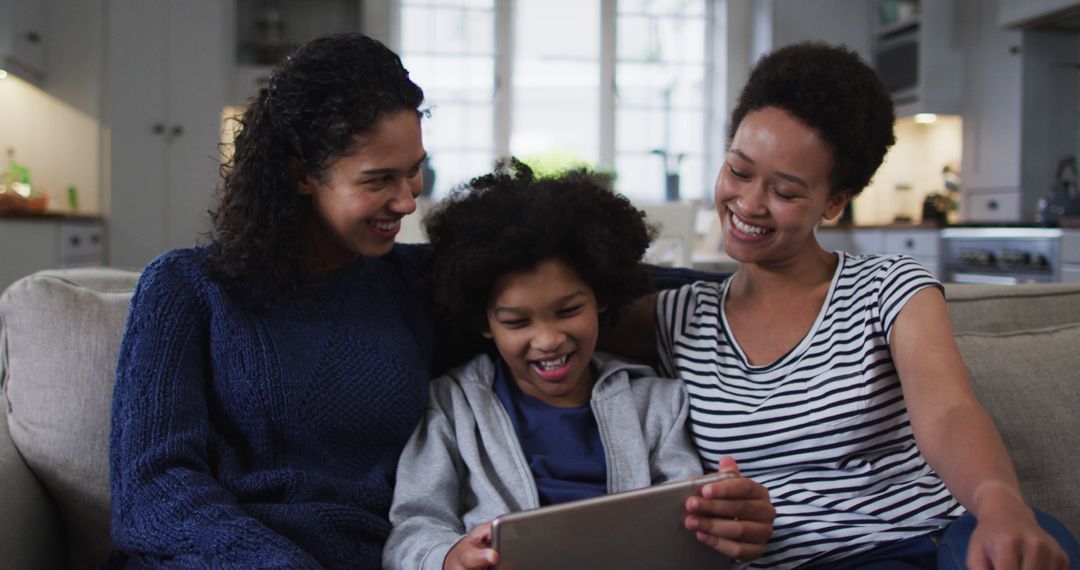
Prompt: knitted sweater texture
<box><xmin>108</xmin><ymin>245</ymin><xmax>434</xmax><ymax>569</ymax></box>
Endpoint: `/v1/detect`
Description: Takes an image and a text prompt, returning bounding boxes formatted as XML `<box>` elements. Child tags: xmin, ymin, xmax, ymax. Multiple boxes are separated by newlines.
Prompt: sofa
<box><xmin>2</xmin><ymin>268</ymin><xmax>1079</xmax><ymax>569</ymax></box>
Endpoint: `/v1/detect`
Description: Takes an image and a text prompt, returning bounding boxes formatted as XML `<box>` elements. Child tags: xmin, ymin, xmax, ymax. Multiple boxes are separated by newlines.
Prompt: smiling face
<box><xmin>716</xmin><ymin>106</ymin><xmax>849</xmax><ymax>266</ymax></box>
<box><xmin>483</xmin><ymin>259</ymin><xmax>604</xmax><ymax>408</ymax></box>
<box><xmin>299</xmin><ymin>109</ymin><xmax>426</xmax><ymax>270</ymax></box>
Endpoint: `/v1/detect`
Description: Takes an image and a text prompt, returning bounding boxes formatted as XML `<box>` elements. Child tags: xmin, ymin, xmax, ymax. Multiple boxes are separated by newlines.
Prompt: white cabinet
<box><xmin>0</xmin><ymin>0</ymin><xmax>48</xmax><ymax>83</ymax></box>
<box><xmin>816</xmin><ymin>226</ymin><xmax>941</xmax><ymax>278</ymax></box>
<box><xmin>958</xmin><ymin>0</ymin><xmax>1080</xmax><ymax>223</ymax></box>
<box><xmin>999</xmin><ymin>0</ymin><xmax>1080</xmax><ymax>28</ymax></box>
<box><xmin>958</xmin><ymin>0</ymin><xmax>1022</xmax><ymax>209</ymax></box>
<box><xmin>0</xmin><ymin>218</ymin><xmax>106</xmax><ymax>293</ymax></box>
<box><xmin>107</xmin><ymin>0</ymin><xmax>228</xmax><ymax>269</ymax></box>
<box><xmin>1063</xmin><ymin>230</ymin><xmax>1080</xmax><ymax>283</ymax></box>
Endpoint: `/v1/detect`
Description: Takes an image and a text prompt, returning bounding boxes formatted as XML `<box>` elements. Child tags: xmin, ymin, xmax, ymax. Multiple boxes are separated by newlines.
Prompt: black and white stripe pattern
<box><xmin>657</xmin><ymin>253</ymin><xmax>963</xmax><ymax>568</ymax></box>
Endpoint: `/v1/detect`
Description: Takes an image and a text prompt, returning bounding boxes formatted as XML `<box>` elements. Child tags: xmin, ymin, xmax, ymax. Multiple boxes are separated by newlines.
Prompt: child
<box><xmin>383</xmin><ymin>160</ymin><xmax>709</xmax><ymax>570</ymax></box>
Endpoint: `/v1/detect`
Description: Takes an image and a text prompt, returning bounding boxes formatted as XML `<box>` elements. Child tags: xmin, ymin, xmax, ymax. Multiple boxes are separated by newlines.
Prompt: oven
<box><xmin>941</xmin><ymin>228</ymin><xmax>1063</xmax><ymax>285</ymax></box>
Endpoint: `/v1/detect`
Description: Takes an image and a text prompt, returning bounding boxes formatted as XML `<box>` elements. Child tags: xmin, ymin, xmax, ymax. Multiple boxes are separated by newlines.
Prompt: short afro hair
<box><xmin>729</xmin><ymin>41</ymin><xmax>895</xmax><ymax>197</ymax></box>
<box><xmin>424</xmin><ymin>159</ymin><xmax>657</xmax><ymax>350</ymax></box>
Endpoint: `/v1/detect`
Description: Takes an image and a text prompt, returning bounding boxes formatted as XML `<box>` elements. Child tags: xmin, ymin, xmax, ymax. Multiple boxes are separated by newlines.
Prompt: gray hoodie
<box><xmin>383</xmin><ymin>352</ymin><xmax>703</xmax><ymax>570</ymax></box>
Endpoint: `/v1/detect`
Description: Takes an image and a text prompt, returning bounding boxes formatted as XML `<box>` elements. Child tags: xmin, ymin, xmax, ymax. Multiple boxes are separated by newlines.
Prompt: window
<box><xmin>401</xmin><ymin>0</ymin><xmax>717</xmax><ymax>203</ymax></box>
<box><xmin>401</xmin><ymin>0</ymin><xmax>497</xmax><ymax>199</ymax></box>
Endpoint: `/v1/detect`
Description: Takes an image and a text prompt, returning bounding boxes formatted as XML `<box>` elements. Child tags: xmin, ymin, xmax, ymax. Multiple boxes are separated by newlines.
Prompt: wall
<box><xmin>855</xmin><ymin>115</ymin><xmax>964</xmax><ymax>225</ymax></box>
<box><xmin>0</xmin><ymin>74</ymin><xmax>100</xmax><ymax>214</ymax></box>
<box><xmin>770</xmin><ymin>0</ymin><xmax>871</xmax><ymax>61</ymax></box>
<box><xmin>0</xmin><ymin>0</ymin><xmax>104</xmax><ymax>216</ymax></box>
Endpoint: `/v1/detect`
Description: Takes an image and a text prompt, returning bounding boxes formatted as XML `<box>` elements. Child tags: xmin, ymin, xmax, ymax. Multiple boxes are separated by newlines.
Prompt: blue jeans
<box><xmin>823</xmin><ymin>512</ymin><xmax>1080</xmax><ymax>569</ymax></box>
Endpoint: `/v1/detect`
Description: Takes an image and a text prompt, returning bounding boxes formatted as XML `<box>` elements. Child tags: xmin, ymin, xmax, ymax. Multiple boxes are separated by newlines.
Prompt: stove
<box><xmin>941</xmin><ymin>228</ymin><xmax>1063</xmax><ymax>284</ymax></box>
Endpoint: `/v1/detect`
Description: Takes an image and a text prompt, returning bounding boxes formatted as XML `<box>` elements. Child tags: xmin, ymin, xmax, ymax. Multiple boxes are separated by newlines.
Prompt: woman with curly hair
<box><xmin>384</xmin><ymin>160</ymin><xmax>773</xmax><ymax>569</ymax></box>
<box><xmin>107</xmin><ymin>33</ymin><xmax>432</xmax><ymax>568</ymax></box>
<box><xmin>608</xmin><ymin>42</ymin><xmax>1078</xmax><ymax>568</ymax></box>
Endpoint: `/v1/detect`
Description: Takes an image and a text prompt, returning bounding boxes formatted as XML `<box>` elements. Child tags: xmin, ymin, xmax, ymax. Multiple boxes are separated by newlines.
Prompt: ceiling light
<box><xmin>914</xmin><ymin>113</ymin><xmax>937</xmax><ymax>124</ymax></box>
<box><xmin>0</xmin><ymin>69</ymin><xmax>8</xmax><ymax>80</ymax></box>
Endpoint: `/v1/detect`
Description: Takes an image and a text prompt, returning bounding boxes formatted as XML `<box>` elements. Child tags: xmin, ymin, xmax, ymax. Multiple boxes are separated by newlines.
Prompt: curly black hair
<box><xmin>424</xmin><ymin>159</ymin><xmax>658</xmax><ymax>353</ymax></box>
<box><xmin>730</xmin><ymin>41</ymin><xmax>895</xmax><ymax>197</ymax></box>
<box><xmin>205</xmin><ymin>32</ymin><xmax>424</xmax><ymax>308</ymax></box>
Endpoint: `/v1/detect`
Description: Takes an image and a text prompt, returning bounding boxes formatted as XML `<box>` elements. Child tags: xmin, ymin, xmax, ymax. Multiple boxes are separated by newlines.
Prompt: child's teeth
<box><xmin>536</xmin><ymin>355</ymin><xmax>568</xmax><ymax>370</ymax></box>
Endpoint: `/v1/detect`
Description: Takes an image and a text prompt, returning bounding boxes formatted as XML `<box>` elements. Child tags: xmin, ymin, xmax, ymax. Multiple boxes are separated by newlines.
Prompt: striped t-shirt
<box><xmin>657</xmin><ymin>253</ymin><xmax>963</xmax><ymax>568</ymax></box>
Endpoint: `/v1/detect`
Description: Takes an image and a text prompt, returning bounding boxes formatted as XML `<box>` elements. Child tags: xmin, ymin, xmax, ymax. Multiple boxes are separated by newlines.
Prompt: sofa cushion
<box><xmin>0</xmin><ymin>267</ymin><xmax>140</xmax><ymax>570</ymax></box>
<box><xmin>945</xmin><ymin>282</ymin><xmax>1080</xmax><ymax>334</ymax></box>
<box><xmin>954</xmin><ymin>323</ymin><xmax>1080</xmax><ymax>536</ymax></box>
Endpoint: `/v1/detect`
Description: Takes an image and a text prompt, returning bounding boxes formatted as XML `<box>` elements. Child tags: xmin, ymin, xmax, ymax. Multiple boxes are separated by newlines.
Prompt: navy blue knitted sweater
<box><xmin>108</xmin><ymin>245</ymin><xmax>434</xmax><ymax>569</ymax></box>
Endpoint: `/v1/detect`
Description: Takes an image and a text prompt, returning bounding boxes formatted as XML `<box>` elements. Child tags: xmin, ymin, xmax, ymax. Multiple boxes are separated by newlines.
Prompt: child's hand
<box><xmin>684</xmin><ymin>456</ymin><xmax>775</xmax><ymax>562</ymax></box>
<box><xmin>444</xmin><ymin>522</ymin><xmax>500</xmax><ymax>570</ymax></box>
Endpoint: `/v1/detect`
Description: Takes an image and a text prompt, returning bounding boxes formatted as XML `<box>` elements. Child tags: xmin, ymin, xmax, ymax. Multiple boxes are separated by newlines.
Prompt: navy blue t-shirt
<box><xmin>492</xmin><ymin>358</ymin><xmax>607</xmax><ymax>505</ymax></box>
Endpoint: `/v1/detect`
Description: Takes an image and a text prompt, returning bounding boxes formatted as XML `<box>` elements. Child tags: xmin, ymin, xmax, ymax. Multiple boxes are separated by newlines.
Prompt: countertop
<box><xmin>0</xmin><ymin>211</ymin><xmax>104</xmax><ymax>223</ymax></box>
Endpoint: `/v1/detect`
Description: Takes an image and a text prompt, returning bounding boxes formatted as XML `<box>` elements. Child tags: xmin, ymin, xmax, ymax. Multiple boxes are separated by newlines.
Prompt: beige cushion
<box><xmin>955</xmin><ymin>323</ymin><xmax>1080</xmax><ymax>536</ymax></box>
<box><xmin>945</xmin><ymin>282</ymin><xmax>1080</xmax><ymax>334</ymax></box>
<box><xmin>0</xmin><ymin>267</ymin><xmax>139</xmax><ymax>570</ymax></box>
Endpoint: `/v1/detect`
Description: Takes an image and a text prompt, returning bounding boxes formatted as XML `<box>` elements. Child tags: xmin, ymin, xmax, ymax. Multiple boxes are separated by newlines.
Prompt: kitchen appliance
<box><xmin>941</xmin><ymin>227</ymin><xmax>1062</xmax><ymax>284</ymax></box>
<box><xmin>1036</xmin><ymin>156</ymin><xmax>1079</xmax><ymax>226</ymax></box>
<box><xmin>873</xmin><ymin>13</ymin><xmax>919</xmax><ymax>106</ymax></box>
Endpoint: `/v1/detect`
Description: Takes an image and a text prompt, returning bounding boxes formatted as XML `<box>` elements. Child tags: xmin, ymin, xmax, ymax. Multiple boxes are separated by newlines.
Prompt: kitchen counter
<box><xmin>0</xmin><ymin>211</ymin><xmax>104</xmax><ymax>223</ymax></box>
<box><xmin>0</xmin><ymin>216</ymin><xmax>107</xmax><ymax>293</ymax></box>
<box><xmin>820</xmin><ymin>222</ymin><xmax>949</xmax><ymax>230</ymax></box>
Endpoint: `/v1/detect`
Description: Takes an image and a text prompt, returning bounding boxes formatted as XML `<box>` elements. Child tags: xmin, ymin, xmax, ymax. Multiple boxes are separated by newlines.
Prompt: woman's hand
<box><xmin>684</xmin><ymin>456</ymin><xmax>775</xmax><ymax>561</ymax></box>
<box><xmin>966</xmin><ymin>484</ymin><xmax>1068</xmax><ymax>570</ymax></box>
<box><xmin>443</xmin><ymin>522</ymin><xmax>499</xmax><ymax>570</ymax></box>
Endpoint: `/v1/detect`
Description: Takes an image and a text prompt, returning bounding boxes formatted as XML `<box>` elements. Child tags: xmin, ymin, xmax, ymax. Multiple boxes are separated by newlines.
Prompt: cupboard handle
<box><xmin>905</xmin><ymin>238</ymin><xmax>915</xmax><ymax>249</ymax></box>
<box><xmin>152</xmin><ymin>123</ymin><xmax>166</xmax><ymax>135</ymax></box>
<box><xmin>26</xmin><ymin>31</ymin><xmax>41</xmax><ymax>44</ymax></box>
<box><xmin>170</xmin><ymin>125</ymin><xmax>184</xmax><ymax>138</ymax></box>
<box><xmin>988</xmin><ymin>200</ymin><xmax>999</xmax><ymax>210</ymax></box>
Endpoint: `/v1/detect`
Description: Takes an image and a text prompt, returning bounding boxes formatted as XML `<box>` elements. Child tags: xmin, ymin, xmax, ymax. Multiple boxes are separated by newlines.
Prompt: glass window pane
<box><xmin>615</xmin><ymin>1</ymin><xmax>709</xmax><ymax>202</ymax></box>
<box><xmin>615</xmin><ymin>152</ymin><xmax>667</xmax><ymax>203</ymax></box>
<box><xmin>618</xmin><ymin>15</ymin><xmax>705</xmax><ymax>64</ymax></box>
<box><xmin>401</xmin><ymin>0</ymin><xmax>496</xmax><ymax>200</ymax></box>
<box><xmin>618</xmin><ymin>0</ymin><xmax>705</xmax><ymax>17</ymax></box>
<box><xmin>616</xmin><ymin>108</ymin><xmax>666</xmax><ymax>154</ymax></box>
<box><xmin>616</xmin><ymin>62</ymin><xmax>705</xmax><ymax>108</ymax></box>
<box><xmin>669</xmin><ymin>109</ymin><xmax>708</xmax><ymax>155</ymax></box>
<box><xmin>512</xmin><ymin>0</ymin><xmax>600</xmax><ymax>167</ymax></box>
<box><xmin>402</xmin><ymin>6</ymin><xmax>494</xmax><ymax>55</ymax></box>
<box><xmin>678</xmin><ymin>154</ymin><xmax>710</xmax><ymax>201</ymax></box>
<box><xmin>424</xmin><ymin>102</ymin><xmax>494</xmax><ymax>150</ymax></box>
<box><xmin>516</xmin><ymin>0</ymin><xmax>600</xmax><ymax>59</ymax></box>
<box><xmin>616</xmin><ymin>151</ymin><xmax>710</xmax><ymax>204</ymax></box>
<box><xmin>407</xmin><ymin>55</ymin><xmax>494</xmax><ymax>102</ymax></box>
<box><xmin>422</xmin><ymin>150</ymin><xmax>495</xmax><ymax>200</ymax></box>
<box><xmin>512</xmin><ymin>60</ymin><xmax>599</xmax><ymax>165</ymax></box>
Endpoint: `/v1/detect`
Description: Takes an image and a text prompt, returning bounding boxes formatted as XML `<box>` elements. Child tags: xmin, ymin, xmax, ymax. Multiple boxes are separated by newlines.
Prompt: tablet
<box><xmin>491</xmin><ymin>473</ymin><xmax>734</xmax><ymax>570</ymax></box>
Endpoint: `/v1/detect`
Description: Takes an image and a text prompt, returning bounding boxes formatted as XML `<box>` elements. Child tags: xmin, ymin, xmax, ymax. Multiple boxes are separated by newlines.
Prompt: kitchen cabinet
<box><xmin>870</xmin><ymin>0</ymin><xmax>963</xmax><ymax>117</ymax></box>
<box><xmin>0</xmin><ymin>0</ymin><xmax>48</xmax><ymax>83</ymax></box>
<box><xmin>228</xmin><ymin>0</ymin><xmax>363</xmax><ymax>106</ymax></box>
<box><xmin>0</xmin><ymin>218</ymin><xmax>106</xmax><ymax>293</ymax></box>
<box><xmin>107</xmin><ymin>0</ymin><xmax>228</xmax><ymax>269</ymax></box>
<box><xmin>1063</xmin><ymin>230</ymin><xmax>1080</xmax><ymax>282</ymax></box>
<box><xmin>958</xmin><ymin>0</ymin><xmax>1079</xmax><ymax>223</ymax></box>
<box><xmin>999</xmin><ymin>0</ymin><xmax>1080</xmax><ymax>29</ymax></box>
<box><xmin>816</xmin><ymin>226</ymin><xmax>942</xmax><ymax>278</ymax></box>
<box><xmin>958</xmin><ymin>0</ymin><xmax>1022</xmax><ymax>221</ymax></box>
